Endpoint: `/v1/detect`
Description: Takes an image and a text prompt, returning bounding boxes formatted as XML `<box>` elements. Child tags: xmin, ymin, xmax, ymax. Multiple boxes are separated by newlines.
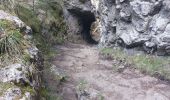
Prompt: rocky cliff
<box><xmin>63</xmin><ymin>0</ymin><xmax>170</xmax><ymax>56</ymax></box>
<box><xmin>0</xmin><ymin>10</ymin><xmax>42</xmax><ymax>100</ymax></box>
<box><xmin>0</xmin><ymin>0</ymin><xmax>90</xmax><ymax>99</ymax></box>
<box><xmin>0</xmin><ymin>0</ymin><xmax>67</xmax><ymax>99</ymax></box>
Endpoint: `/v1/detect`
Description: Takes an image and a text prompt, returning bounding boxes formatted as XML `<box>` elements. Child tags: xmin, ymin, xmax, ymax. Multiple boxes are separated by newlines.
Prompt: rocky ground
<box><xmin>44</xmin><ymin>42</ymin><xmax>170</xmax><ymax>100</ymax></box>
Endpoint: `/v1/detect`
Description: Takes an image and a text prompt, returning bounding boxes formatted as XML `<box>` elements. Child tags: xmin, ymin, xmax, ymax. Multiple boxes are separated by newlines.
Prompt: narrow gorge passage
<box><xmin>46</xmin><ymin>43</ymin><xmax>170</xmax><ymax>100</ymax></box>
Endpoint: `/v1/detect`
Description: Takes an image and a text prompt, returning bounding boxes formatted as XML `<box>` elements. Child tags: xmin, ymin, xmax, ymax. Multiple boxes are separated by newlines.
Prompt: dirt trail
<box><xmin>50</xmin><ymin>43</ymin><xmax>170</xmax><ymax>100</ymax></box>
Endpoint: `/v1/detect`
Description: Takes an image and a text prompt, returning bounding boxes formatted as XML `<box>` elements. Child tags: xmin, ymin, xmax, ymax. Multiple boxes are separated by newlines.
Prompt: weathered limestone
<box><xmin>63</xmin><ymin>0</ymin><xmax>170</xmax><ymax>55</ymax></box>
<box><xmin>0</xmin><ymin>10</ymin><xmax>42</xmax><ymax>100</ymax></box>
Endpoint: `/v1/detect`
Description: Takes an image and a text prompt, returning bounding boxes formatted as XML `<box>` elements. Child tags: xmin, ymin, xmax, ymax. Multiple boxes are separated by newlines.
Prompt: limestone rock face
<box><xmin>0</xmin><ymin>10</ymin><xmax>42</xmax><ymax>100</ymax></box>
<box><xmin>63</xmin><ymin>0</ymin><xmax>170</xmax><ymax>55</ymax></box>
<box><xmin>0</xmin><ymin>10</ymin><xmax>32</xmax><ymax>34</ymax></box>
<box><xmin>0</xmin><ymin>64</ymin><xmax>30</xmax><ymax>84</ymax></box>
<box><xmin>0</xmin><ymin>88</ymin><xmax>33</xmax><ymax>100</ymax></box>
<box><xmin>2</xmin><ymin>88</ymin><xmax>22</xmax><ymax>100</ymax></box>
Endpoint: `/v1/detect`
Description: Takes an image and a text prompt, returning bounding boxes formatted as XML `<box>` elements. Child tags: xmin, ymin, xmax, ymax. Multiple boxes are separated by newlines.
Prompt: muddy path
<box><xmin>46</xmin><ymin>43</ymin><xmax>170</xmax><ymax>100</ymax></box>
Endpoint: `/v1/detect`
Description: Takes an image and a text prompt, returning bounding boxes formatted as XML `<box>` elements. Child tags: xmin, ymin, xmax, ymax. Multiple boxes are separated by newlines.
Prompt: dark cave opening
<box><xmin>68</xmin><ymin>9</ymin><xmax>98</xmax><ymax>44</ymax></box>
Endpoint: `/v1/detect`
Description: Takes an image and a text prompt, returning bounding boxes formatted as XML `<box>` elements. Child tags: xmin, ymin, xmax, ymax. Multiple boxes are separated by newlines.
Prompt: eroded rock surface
<box><xmin>0</xmin><ymin>10</ymin><xmax>32</xmax><ymax>34</ymax></box>
<box><xmin>63</xmin><ymin>0</ymin><xmax>170</xmax><ymax>55</ymax></box>
<box><xmin>0</xmin><ymin>10</ymin><xmax>42</xmax><ymax>100</ymax></box>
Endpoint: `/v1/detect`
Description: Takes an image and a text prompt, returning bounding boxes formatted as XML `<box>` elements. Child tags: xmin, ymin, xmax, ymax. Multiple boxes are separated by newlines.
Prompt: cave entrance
<box><xmin>68</xmin><ymin>9</ymin><xmax>98</xmax><ymax>44</ymax></box>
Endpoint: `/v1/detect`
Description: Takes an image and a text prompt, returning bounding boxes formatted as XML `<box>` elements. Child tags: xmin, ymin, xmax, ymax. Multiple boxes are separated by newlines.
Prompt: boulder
<box><xmin>0</xmin><ymin>10</ymin><xmax>32</xmax><ymax>34</ymax></box>
<box><xmin>3</xmin><ymin>88</ymin><xmax>22</xmax><ymax>100</ymax></box>
<box><xmin>0</xmin><ymin>64</ymin><xmax>30</xmax><ymax>85</ymax></box>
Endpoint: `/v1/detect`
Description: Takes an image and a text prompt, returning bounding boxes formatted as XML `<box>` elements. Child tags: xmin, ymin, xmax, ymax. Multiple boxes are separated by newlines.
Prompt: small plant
<box><xmin>0</xmin><ymin>30</ymin><xmax>22</xmax><ymax>56</ymax></box>
<box><xmin>77</xmin><ymin>79</ymin><xmax>88</xmax><ymax>92</ymax></box>
<box><xmin>0</xmin><ymin>82</ymin><xmax>14</xmax><ymax>95</ymax></box>
<box><xmin>15</xmin><ymin>5</ymin><xmax>41</xmax><ymax>33</ymax></box>
<box><xmin>0</xmin><ymin>20</ymin><xmax>28</xmax><ymax>66</ymax></box>
<box><xmin>0</xmin><ymin>20</ymin><xmax>24</xmax><ymax>56</ymax></box>
<box><xmin>97</xmin><ymin>94</ymin><xmax>105</xmax><ymax>100</ymax></box>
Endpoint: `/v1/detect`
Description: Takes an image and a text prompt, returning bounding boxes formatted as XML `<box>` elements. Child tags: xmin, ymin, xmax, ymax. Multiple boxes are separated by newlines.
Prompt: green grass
<box><xmin>100</xmin><ymin>47</ymin><xmax>170</xmax><ymax>80</ymax></box>
<box><xmin>15</xmin><ymin>1</ymin><xmax>67</xmax><ymax>50</ymax></box>
<box><xmin>19</xmin><ymin>85</ymin><xmax>36</xmax><ymax>95</ymax></box>
<box><xmin>0</xmin><ymin>0</ymin><xmax>15</xmax><ymax>13</ymax></box>
<box><xmin>11</xmin><ymin>1</ymin><xmax>67</xmax><ymax>99</ymax></box>
<box><xmin>15</xmin><ymin>4</ymin><xmax>41</xmax><ymax>33</ymax></box>
<box><xmin>15</xmin><ymin>1</ymin><xmax>67</xmax><ymax>43</ymax></box>
<box><xmin>0</xmin><ymin>20</ymin><xmax>29</xmax><ymax>66</ymax></box>
<box><xmin>0</xmin><ymin>82</ymin><xmax>36</xmax><ymax>98</ymax></box>
<box><xmin>97</xmin><ymin>94</ymin><xmax>105</xmax><ymax>100</ymax></box>
<box><xmin>0</xmin><ymin>82</ymin><xmax>14</xmax><ymax>96</ymax></box>
<box><xmin>40</xmin><ymin>87</ymin><xmax>62</xmax><ymax>100</ymax></box>
<box><xmin>1</xmin><ymin>1</ymin><xmax>67</xmax><ymax>99</ymax></box>
<box><xmin>37</xmin><ymin>0</ymin><xmax>67</xmax><ymax>44</ymax></box>
<box><xmin>77</xmin><ymin>79</ymin><xmax>88</xmax><ymax>92</ymax></box>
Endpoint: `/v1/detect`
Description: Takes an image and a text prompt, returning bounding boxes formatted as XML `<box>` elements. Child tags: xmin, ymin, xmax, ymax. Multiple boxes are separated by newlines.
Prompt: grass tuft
<box><xmin>100</xmin><ymin>47</ymin><xmax>170</xmax><ymax>81</ymax></box>
<box><xmin>0</xmin><ymin>20</ymin><xmax>29</xmax><ymax>66</ymax></box>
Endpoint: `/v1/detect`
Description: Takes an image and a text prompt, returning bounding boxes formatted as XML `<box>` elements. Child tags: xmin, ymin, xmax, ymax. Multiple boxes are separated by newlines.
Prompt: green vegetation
<box><xmin>14</xmin><ymin>1</ymin><xmax>67</xmax><ymax>99</ymax></box>
<box><xmin>15</xmin><ymin>5</ymin><xmax>41</xmax><ymax>33</ymax></box>
<box><xmin>0</xmin><ymin>0</ymin><xmax>67</xmax><ymax>100</ymax></box>
<box><xmin>97</xmin><ymin>94</ymin><xmax>104</xmax><ymax>100</ymax></box>
<box><xmin>101</xmin><ymin>48</ymin><xmax>170</xmax><ymax>80</ymax></box>
<box><xmin>0</xmin><ymin>82</ymin><xmax>35</xmax><ymax>97</ymax></box>
<box><xmin>21</xmin><ymin>85</ymin><xmax>36</xmax><ymax>95</ymax></box>
<box><xmin>0</xmin><ymin>20</ymin><xmax>29</xmax><ymax>66</ymax></box>
<box><xmin>40</xmin><ymin>87</ymin><xmax>62</xmax><ymax>100</ymax></box>
<box><xmin>14</xmin><ymin>0</ymin><xmax>67</xmax><ymax>54</ymax></box>
<box><xmin>15</xmin><ymin>0</ymin><xmax>67</xmax><ymax>44</ymax></box>
<box><xmin>37</xmin><ymin>0</ymin><xmax>67</xmax><ymax>44</ymax></box>
<box><xmin>0</xmin><ymin>82</ymin><xmax>14</xmax><ymax>96</ymax></box>
<box><xmin>77</xmin><ymin>79</ymin><xmax>88</xmax><ymax>92</ymax></box>
<box><xmin>0</xmin><ymin>0</ymin><xmax>15</xmax><ymax>13</ymax></box>
<box><xmin>0</xmin><ymin>20</ymin><xmax>24</xmax><ymax>56</ymax></box>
